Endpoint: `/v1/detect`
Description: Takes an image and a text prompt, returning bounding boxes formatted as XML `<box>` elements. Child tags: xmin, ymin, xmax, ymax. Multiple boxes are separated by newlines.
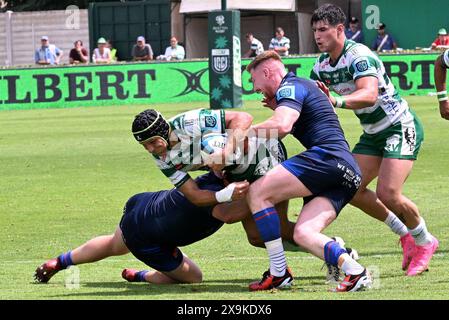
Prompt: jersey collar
<box><xmin>330</xmin><ymin>39</ymin><xmax>350</xmax><ymax>67</ymax></box>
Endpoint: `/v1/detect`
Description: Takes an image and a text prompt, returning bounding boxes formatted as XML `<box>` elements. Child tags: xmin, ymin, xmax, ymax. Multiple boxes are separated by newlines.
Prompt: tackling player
<box><xmin>34</xmin><ymin>173</ymin><xmax>253</xmax><ymax>284</ymax></box>
<box><xmin>310</xmin><ymin>4</ymin><xmax>438</xmax><ymax>276</ymax></box>
<box><xmin>433</xmin><ymin>49</ymin><xmax>449</xmax><ymax>120</ymax></box>
<box><xmin>131</xmin><ymin>108</ymin><xmax>299</xmax><ymax>250</ymax></box>
<box><xmin>244</xmin><ymin>51</ymin><xmax>371</xmax><ymax>293</ymax></box>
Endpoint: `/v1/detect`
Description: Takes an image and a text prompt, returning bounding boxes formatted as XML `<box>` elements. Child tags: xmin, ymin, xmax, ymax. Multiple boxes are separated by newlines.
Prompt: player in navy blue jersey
<box><xmin>243</xmin><ymin>51</ymin><xmax>372</xmax><ymax>292</ymax></box>
<box><xmin>34</xmin><ymin>173</ymin><xmax>254</xmax><ymax>285</ymax></box>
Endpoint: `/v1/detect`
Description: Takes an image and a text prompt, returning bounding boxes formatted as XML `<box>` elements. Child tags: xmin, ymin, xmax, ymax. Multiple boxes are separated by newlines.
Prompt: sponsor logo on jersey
<box><xmin>385</xmin><ymin>134</ymin><xmax>401</xmax><ymax>152</ymax></box>
<box><xmin>205</xmin><ymin>115</ymin><xmax>217</xmax><ymax>128</ymax></box>
<box><xmin>356</xmin><ymin>60</ymin><xmax>369</xmax><ymax>72</ymax></box>
<box><xmin>403</xmin><ymin>127</ymin><xmax>416</xmax><ymax>152</ymax></box>
<box><xmin>276</xmin><ymin>85</ymin><xmax>295</xmax><ymax>100</ymax></box>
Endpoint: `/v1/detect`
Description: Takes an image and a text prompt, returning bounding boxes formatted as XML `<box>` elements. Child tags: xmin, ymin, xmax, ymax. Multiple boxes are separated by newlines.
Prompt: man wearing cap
<box><xmin>35</xmin><ymin>36</ymin><xmax>63</xmax><ymax>65</ymax></box>
<box><xmin>372</xmin><ymin>23</ymin><xmax>397</xmax><ymax>52</ymax></box>
<box><xmin>132</xmin><ymin>36</ymin><xmax>153</xmax><ymax>61</ymax></box>
<box><xmin>345</xmin><ymin>17</ymin><xmax>364</xmax><ymax>44</ymax></box>
<box><xmin>431</xmin><ymin>28</ymin><xmax>449</xmax><ymax>50</ymax></box>
<box><xmin>92</xmin><ymin>37</ymin><xmax>111</xmax><ymax>64</ymax></box>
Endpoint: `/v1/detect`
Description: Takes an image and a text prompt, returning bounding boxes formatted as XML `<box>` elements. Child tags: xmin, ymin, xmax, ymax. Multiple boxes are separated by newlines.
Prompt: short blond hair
<box><xmin>246</xmin><ymin>50</ymin><xmax>283</xmax><ymax>72</ymax></box>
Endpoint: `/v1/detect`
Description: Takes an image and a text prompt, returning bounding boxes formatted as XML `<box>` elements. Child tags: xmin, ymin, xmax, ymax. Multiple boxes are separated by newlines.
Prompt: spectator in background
<box><xmin>69</xmin><ymin>40</ymin><xmax>88</xmax><ymax>64</ymax></box>
<box><xmin>431</xmin><ymin>28</ymin><xmax>449</xmax><ymax>50</ymax></box>
<box><xmin>243</xmin><ymin>33</ymin><xmax>264</xmax><ymax>58</ymax></box>
<box><xmin>345</xmin><ymin>17</ymin><xmax>364</xmax><ymax>44</ymax></box>
<box><xmin>132</xmin><ymin>36</ymin><xmax>153</xmax><ymax>61</ymax></box>
<box><xmin>372</xmin><ymin>23</ymin><xmax>397</xmax><ymax>52</ymax></box>
<box><xmin>107</xmin><ymin>39</ymin><xmax>118</xmax><ymax>62</ymax></box>
<box><xmin>269</xmin><ymin>27</ymin><xmax>290</xmax><ymax>56</ymax></box>
<box><xmin>157</xmin><ymin>36</ymin><xmax>185</xmax><ymax>61</ymax></box>
<box><xmin>92</xmin><ymin>37</ymin><xmax>111</xmax><ymax>64</ymax></box>
<box><xmin>35</xmin><ymin>36</ymin><xmax>63</xmax><ymax>65</ymax></box>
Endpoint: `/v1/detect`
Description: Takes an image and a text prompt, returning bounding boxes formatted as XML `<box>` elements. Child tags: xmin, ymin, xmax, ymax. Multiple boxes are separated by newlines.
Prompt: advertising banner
<box><xmin>0</xmin><ymin>53</ymin><xmax>439</xmax><ymax>111</ymax></box>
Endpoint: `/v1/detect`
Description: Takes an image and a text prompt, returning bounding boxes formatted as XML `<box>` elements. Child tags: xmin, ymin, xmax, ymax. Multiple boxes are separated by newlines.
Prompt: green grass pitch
<box><xmin>1</xmin><ymin>96</ymin><xmax>448</xmax><ymax>300</ymax></box>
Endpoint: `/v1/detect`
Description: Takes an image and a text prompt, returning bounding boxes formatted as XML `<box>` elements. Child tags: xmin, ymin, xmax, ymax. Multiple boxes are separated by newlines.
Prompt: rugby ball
<box><xmin>201</xmin><ymin>132</ymin><xmax>227</xmax><ymax>155</ymax></box>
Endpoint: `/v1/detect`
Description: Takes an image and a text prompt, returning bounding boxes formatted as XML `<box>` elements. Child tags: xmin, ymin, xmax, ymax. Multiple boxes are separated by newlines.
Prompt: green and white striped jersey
<box><xmin>153</xmin><ymin>108</ymin><xmax>225</xmax><ymax>188</ymax></box>
<box><xmin>310</xmin><ymin>40</ymin><xmax>410</xmax><ymax>135</ymax></box>
<box><xmin>153</xmin><ymin>108</ymin><xmax>286</xmax><ymax>188</ymax></box>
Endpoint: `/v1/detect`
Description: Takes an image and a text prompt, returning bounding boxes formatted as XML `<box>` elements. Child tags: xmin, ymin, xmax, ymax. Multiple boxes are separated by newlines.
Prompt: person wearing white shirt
<box><xmin>157</xmin><ymin>37</ymin><xmax>185</xmax><ymax>61</ymax></box>
<box><xmin>243</xmin><ymin>33</ymin><xmax>264</xmax><ymax>58</ymax></box>
<box><xmin>269</xmin><ymin>27</ymin><xmax>290</xmax><ymax>56</ymax></box>
<box><xmin>92</xmin><ymin>37</ymin><xmax>111</xmax><ymax>64</ymax></box>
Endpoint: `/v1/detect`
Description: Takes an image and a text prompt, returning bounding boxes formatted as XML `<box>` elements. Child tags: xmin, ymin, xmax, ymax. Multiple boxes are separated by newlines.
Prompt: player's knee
<box><xmin>293</xmin><ymin>226</ymin><xmax>310</xmax><ymax>247</ymax></box>
<box><xmin>189</xmin><ymin>270</ymin><xmax>203</xmax><ymax>283</ymax></box>
<box><xmin>377</xmin><ymin>186</ymin><xmax>401</xmax><ymax>207</ymax></box>
<box><xmin>110</xmin><ymin>235</ymin><xmax>129</xmax><ymax>256</ymax></box>
<box><xmin>247</xmin><ymin>184</ymin><xmax>261</xmax><ymax>202</ymax></box>
<box><xmin>248</xmin><ymin>184</ymin><xmax>271</xmax><ymax>206</ymax></box>
<box><xmin>216</xmin><ymin>210</ymin><xmax>239</xmax><ymax>224</ymax></box>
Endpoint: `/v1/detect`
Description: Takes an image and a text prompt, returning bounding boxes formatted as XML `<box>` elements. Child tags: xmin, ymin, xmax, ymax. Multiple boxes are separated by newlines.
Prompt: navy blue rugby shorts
<box><xmin>281</xmin><ymin>146</ymin><xmax>362</xmax><ymax>215</ymax></box>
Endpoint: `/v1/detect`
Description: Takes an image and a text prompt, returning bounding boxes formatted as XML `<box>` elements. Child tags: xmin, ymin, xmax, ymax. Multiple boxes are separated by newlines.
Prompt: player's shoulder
<box><xmin>345</xmin><ymin>41</ymin><xmax>375</xmax><ymax>60</ymax></box>
<box><xmin>276</xmin><ymin>74</ymin><xmax>312</xmax><ymax>100</ymax></box>
<box><xmin>316</xmin><ymin>52</ymin><xmax>330</xmax><ymax>64</ymax></box>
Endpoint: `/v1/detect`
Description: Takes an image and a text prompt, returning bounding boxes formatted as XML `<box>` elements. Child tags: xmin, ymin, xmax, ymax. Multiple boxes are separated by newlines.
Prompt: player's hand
<box><xmin>262</xmin><ymin>96</ymin><xmax>277</xmax><ymax>110</ymax></box>
<box><xmin>316</xmin><ymin>81</ymin><xmax>330</xmax><ymax>97</ymax></box>
<box><xmin>439</xmin><ymin>100</ymin><xmax>449</xmax><ymax>120</ymax></box>
<box><xmin>316</xmin><ymin>81</ymin><xmax>337</xmax><ymax>107</ymax></box>
<box><xmin>231</xmin><ymin>180</ymin><xmax>250</xmax><ymax>200</ymax></box>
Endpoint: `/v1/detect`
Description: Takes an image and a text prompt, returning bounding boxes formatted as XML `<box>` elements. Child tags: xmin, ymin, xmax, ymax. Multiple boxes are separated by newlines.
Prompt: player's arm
<box><xmin>223</xmin><ymin>110</ymin><xmax>253</xmax><ymax>160</ymax></box>
<box><xmin>329</xmin><ymin>76</ymin><xmax>378</xmax><ymax>110</ymax></box>
<box><xmin>434</xmin><ymin>54</ymin><xmax>449</xmax><ymax>120</ymax></box>
<box><xmin>207</xmin><ymin>111</ymin><xmax>253</xmax><ymax>171</ymax></box>
<box><xmin>317</xmin><ymin>53</ymin><xmax>378</xmax><ymax>110</ymax></box>
<box><xmin>178</xmin><ymin>177</ymin><xmax>249</xmax><ymax>207</ymax></box>
<box><xmin>252</xmin><ymin>106</ymin><xmax>299</xmax><ymax>139</ymax></box>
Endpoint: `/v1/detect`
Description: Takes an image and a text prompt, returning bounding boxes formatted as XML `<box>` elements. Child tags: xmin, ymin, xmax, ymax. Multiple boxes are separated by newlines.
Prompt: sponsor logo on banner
<box><xmin>212</xmin><ymin>49</ymin><xmax>230</xmax><ymax>74</ymax></box>
<box><xmin>216</xmin><ymin>15</ymin><xmax>225</xmax><ymax>26</ymax></box>
<box><xmin>233</xmin><ymin>36</ymin><xmax>242</xmax><ymax>88</ymax></box>
<box><xmin>213</xmin><ymin>14</ymin><xmax>228</xmax><ymax>34</ymax></box>
<box><xmin>171</xmin><ymin>68</ymin><xmax>208</xmax><ymax>97</ymax></box>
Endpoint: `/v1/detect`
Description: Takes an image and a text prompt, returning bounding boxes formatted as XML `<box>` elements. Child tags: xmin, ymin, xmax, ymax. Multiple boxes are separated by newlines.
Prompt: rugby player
<box><xmin>433</xmin><ymin>49</ymin><xmax>449</xmax><ymax>120</ymax></box>
<box><xmin>34</xmin><ymin>173</ymin><xmax>251</xmax><ymax>284</ymax></box>
<box><xmin>244</xmin><ymin>51</ymin><xmax>371</xmax><ymax>292</ymax></box>
<box><xmin>310</xmin><ymin>4</ymin><xmax>438</xmax><ymax>276</ymax></box>
<box><xmin>131</xmin><ymin>108</ymin><xmax>299</xmax><ymax>250</ymax></box>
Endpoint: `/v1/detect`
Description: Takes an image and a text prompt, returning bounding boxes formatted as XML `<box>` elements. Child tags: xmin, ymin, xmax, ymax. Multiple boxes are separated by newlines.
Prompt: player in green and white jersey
<box><xmin>131</xmin><ymin>108</ymin><xmax>296</xmax><ymax>248</ymax></box>
<box><xmin>310</xmin><ymin>4</ymin><xmax>438</xmax><ymax>276</ymax></box>
<box><xmin>433</xmin><ymin>49</ymin><xmax>449</xmax><ymax>120</ymax></box>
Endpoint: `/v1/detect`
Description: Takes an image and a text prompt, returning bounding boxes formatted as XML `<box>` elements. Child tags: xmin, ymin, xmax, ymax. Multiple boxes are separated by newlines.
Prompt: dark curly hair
<box><xmin>311</xmin><ymin>4</ymin><xmax>346</xmax><ymax>26</ymax></box>
<box><xmin>132</xmin><ymin>109</ymin><xmax>170</xmax><ymax>144</ymax></box>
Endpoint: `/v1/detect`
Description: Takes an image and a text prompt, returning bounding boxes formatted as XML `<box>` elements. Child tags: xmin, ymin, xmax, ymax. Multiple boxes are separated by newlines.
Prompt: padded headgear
<box><xmin>132</xmin><ymin>109</ymin><xmax>170</xmax><ymax>144</ymax></box>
